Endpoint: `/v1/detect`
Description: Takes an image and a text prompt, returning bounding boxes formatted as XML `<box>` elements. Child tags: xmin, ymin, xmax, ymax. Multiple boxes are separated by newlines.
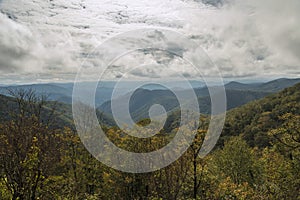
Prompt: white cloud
<box><xmin>0</xmin><ymin>13</ymin><xmax>42</xmax><ymax>72</ymax></box>
<box><xmin>0</xmin><ymin>12</ymin><xmax>79</xmax><ymax>77</ymax></box>
<box><xmin>181</xmin><ymin>0</ymin><xmax>300</xmax><ymax>78</ymax></box>
<box><xmin>0</xmin><ymin>0</ymin><xmax>299</xmax><ymax>83</ymax></box>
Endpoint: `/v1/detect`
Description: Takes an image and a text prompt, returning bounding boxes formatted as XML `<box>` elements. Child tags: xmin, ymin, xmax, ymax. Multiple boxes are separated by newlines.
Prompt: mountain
<box><xmin>164</xmin><ymin>82</ymin><xmax>300</xmax><ymax>138</ymax></box>
<box><xmin>255</xmin><ymin>78</ymin><xmax>300</xmax><ymax>92</ymax></box>
<box><xmin>0</xmin><ymin>80</ymin><xmax>205</xmax><ymax>107</ymax></box>
<box><xmin>99</xmin><ymin>88</ymin><xmax>180</xmax><ymax>122</ymax></box>
<box><xmin>221</xmin><ymin>82</ymin><xmax>300</xmax><ymax>148</ymax></box>
<box><xmin>0</xmin><ymin>84</ymin><xmax>72</xmax><ymax>104</ymax></box>
<box><xmin>224</xmin><ymin>81</ymin><xmax>261</xmax><ymax>90</ymax></box>
<box><xmin>99</xmin><ymin>88</ymin><xmax>271</xmax><ymax>122</ymax></box>
<box><xmin>0</xmin><ymin>82</ymin><xmax>126</xmax><ymax>106</ymax></box>
<box><xmin>99</xmin><ymin>78</ymin><xmax>300</xmax><ymax>124</ymax></box>
<box><xmin>0</xmin><ymin>93</ymin><xmax>116</xmax><ymax>129</ymax></box>
<box><xmin>0</xmin><ymin>93</ymin><xmax>73</xmax><ymax>127</ymax></box>
<box><xmin>161</xmin><ymin>89</ymin><xmax>270</xmax><ymax>133</ymax></box>
<box><xmin>225</xmin><ymin>78</ymin><xmax>300</xmax><ymax>92</ymax></box>
<box><xmin>0</xmin><ymin>84</ymin><xmax>70</xmax><ymax>94</ymax></box>
<box><xmin>0</xmin><ymin>94</ymin><xmax>14</xmax><ymax>121</ymax></box>
<box><xmin>1</xmin><ymin>78</ymin><xmax>299</xmax><ymax>126</ymax></box>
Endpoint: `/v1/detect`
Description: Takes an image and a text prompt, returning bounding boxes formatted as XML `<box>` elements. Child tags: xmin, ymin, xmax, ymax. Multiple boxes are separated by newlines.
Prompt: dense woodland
<box><xmin>0</xmin><ymin>83</ymin><xmax>299</xmax><ymax>199</ymax></box>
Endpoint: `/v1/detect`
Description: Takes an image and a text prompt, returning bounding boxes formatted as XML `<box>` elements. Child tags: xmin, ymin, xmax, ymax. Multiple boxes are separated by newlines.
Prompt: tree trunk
<box><xmin>193</xmin><ymin>155</ymin><xmax>197</xmax><ymax>199</ymax></box>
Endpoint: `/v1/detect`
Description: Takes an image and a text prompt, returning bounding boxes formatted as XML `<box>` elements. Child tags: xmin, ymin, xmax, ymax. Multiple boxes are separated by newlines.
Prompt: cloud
<box><xmin>0</xmin><ymin>0</ymin><xmax>299</xmax><ymax>83</ymax></box>
<box><xmin>200</xmin><ymin>0</ymin><xmax>228</xmax><ymax>7</ymax></box>
<box><xmin>0</xmin><ymin>11</ymin><xmax>79</xmax><ymax>77</ymax></box>
<box><xmin>249</xmin><ymin>0</ymin><xmax>300</xmax><ymax>64</ymax></box>
<box><xmin>0</xmin><ymin>13</ymin><xmax>41</xmax><ymax>72</ymax></box>
<box><xmin>182</xmin><ymin>0</ymin><xmax>300</xmax><ymax>78</ymax></box>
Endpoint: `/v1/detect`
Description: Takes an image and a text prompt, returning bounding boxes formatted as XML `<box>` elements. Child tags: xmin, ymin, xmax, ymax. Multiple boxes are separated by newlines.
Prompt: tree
<box><xmin>212</xmin><ymin>136</ymin><xmax>257</xmax><ymax>186</ymax></box>
<box><xmin>187</xmin><ymin>129</ymin><xmax>206</xmax><ymax>199</ymax></box>
<box><xmin>265</xmin><ymin>114</ymin><xmax>300</xmax><ymax>199</ymax></box>
<box><xmin>0</xmin><ymin>89</ymin><xmax>61</xmax><ymax>199</ymax></box>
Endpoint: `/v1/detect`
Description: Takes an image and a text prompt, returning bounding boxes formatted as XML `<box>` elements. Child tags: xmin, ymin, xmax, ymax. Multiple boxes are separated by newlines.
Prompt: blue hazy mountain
<box><xmin>0</xmin><ymin>80</ymin><xmax>205</xmax><ymax>106</ymax></box>
<box><xmin>98</xmin><ymin>78</ymin><xmax>300</xmax><ymax>122</ymax></box>
<box><xmin>0</xmin><ymin>78</ymin><xmax>299</xmax><ymax>128</ymax></box>
<box><xmin>224</xmin><ymin>78</ymin><xmax>300</xmax><ymax>92</ymax></box>
<box><xmin>0</xmin><ymin>78</ymin><xmax>299</xmax><ymax>122</ymax></box>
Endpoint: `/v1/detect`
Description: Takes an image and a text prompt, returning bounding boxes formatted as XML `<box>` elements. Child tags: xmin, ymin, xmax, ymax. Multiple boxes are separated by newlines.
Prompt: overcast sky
<box><xmin>0</xmin><ymin>0</ymin><xmax>299</xmax><ymax>84</ymax></box>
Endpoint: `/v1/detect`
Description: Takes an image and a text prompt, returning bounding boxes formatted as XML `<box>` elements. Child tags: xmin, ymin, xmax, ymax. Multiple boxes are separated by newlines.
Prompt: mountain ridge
<box><xmin>99</xmin><ymin>78</ymin><xmax>300</xmax><ymax>122</ymax></box>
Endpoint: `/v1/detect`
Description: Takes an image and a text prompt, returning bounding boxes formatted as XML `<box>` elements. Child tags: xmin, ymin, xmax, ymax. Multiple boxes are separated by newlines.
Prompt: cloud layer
<box><xmin>0</xmin><ymin>0</ymin><xmax>299</xmax><ymax>83</ymax></box>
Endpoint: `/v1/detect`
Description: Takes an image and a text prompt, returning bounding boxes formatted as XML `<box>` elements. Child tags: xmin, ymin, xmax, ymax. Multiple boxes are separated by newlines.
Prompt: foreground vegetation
<box><xmin>0</xmin><ymin>84</ymin><xmax>299</xmax><ymax>199</ymax></box>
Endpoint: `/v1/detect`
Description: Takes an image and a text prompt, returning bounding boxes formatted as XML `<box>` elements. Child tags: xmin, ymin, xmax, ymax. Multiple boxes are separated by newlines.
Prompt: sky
<box><xmin>0</xmin><ymin>0</ymin><xmax>299</xmax><ymax>84</ymax></box>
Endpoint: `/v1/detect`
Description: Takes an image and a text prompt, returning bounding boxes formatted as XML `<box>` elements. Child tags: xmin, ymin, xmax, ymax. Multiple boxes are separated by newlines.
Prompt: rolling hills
<box><xmin>164</xmin><ymin>82</ymin><xmax>300</xmax><ymax>142</ymax></box>
<box><xmin>99</xmin><ymin>78</ymin><xmax>300</xmax><ymax>122</ymax></box>
<box><xmin>0</xmin><ymin>78</ymin><xmax>299</xmax><ymax>130</ymax></box>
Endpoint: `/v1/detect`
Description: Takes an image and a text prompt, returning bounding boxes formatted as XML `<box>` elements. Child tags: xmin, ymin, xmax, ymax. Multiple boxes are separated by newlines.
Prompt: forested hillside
<box><xmin>222</xmin><ymin>82</ymin><xmax>300</xmax><ymax>148</ymax></box>
<box><xmin>0</xmin><ymin>90</ymin><xmax>116</xmax><ymax>129</ymax></box>
<box><xmin>0</xmin><ymin>84</ymin><xmax>299</xmax><ymax>199</ymax></box>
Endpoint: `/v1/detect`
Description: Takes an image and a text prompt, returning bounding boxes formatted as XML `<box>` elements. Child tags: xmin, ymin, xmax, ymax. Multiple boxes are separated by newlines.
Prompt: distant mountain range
<box><xmin>0</xmin><ymin>80</ymin><xmax>206</xmax><ymax>106</ymax></box>
<box><xmin>0</xmin><ymin>82</ymin><xmax>121</xmax><ymax>106</ymax></box>
<box><xmin>0</xmin><ymin>78</ymin><xmax>299</xmax><ymax>126</ymax></box>
<box><xmin>224</xmin><ymin>78</ymin><xmax>300</xmax><ymax>92</ymax></box>
<box><xmin>99</xmin><ymin>78</ymin><xmax>300</xmax><ymax>122</ymax></box>
<box><xmin>163</xmin><ymin>81</ymin><xmax>300</xmax><ymax>134</ymax></box>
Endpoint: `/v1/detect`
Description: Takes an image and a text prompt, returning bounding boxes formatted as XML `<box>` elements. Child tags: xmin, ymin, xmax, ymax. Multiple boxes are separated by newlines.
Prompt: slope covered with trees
<box><xmin>0</xmin><ymin>83</ymin><xmax>299</xmax><ymax>199</ymax></box>
<box><xmin>222</xmin><ymin>82</ymin><xmax>300</xmax><ymax>148</ymax></box>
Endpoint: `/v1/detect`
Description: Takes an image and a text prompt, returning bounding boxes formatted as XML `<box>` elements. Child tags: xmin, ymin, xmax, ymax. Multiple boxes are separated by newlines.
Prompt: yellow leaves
<box><xmin>268</xmin><ymin>114</ymin><xmax>300</xmax><ymax>153</ymax></box>
<box><xmin>32</xmin><ymin>136</ymin><xmax>38</xmax><ymax>143</ymax></box>
<box><xmin>106</xmin><ymin>128</ymin><xmax>116</xmax><ymax>136</ymax></box>
<box><xmin>217</xmin><ymin>177</ymin><xmax>255</xmax><ymax>200</ymax></box>
<box><xmin>103</xmin><ymin>172</ymin><xmax>110</xmax><ymax>179</ymax></box>
<box><xmin>197</xmin><ymin>129</ymin><xmax>207</xmax><ymax>135</ymax></box>
<box><xmin>0</xmin><ymin>178</ymin><xmax>12</xmax><ymax>200</ymax></box>
<box><xmin>124</xmin><ymin>176</ymin><xmax>132</xmax><ymax>184</ymax></box>
<box><xmin>102</xmin><ymin>172</ymin><xmax>115</xmax><ymax>184</ymax></box>
<box><xmin>22</xmin><ymin>147</ymin><xmax>40</xmax><ymax>169</ymax></box>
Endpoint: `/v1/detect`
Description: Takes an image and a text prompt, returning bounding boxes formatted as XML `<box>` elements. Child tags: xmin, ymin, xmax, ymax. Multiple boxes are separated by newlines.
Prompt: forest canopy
<box><xmin>0</xmin><ymin>84</ymin><xmax>299</xmax><ymax>199</ymax></box>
